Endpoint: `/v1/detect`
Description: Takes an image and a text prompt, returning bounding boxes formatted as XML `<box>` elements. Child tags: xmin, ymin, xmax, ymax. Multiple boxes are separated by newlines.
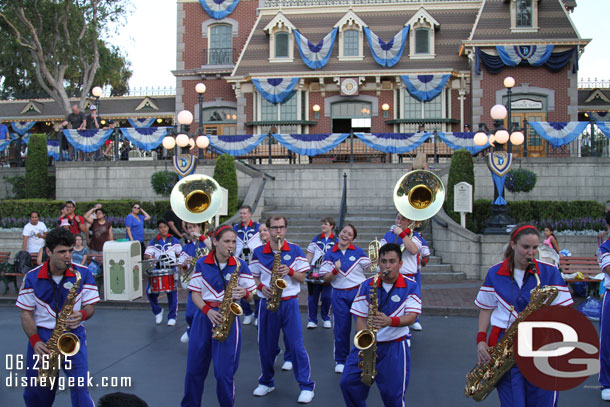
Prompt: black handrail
<box><xmin>336</xmin><ymin>172</ymin><xmax>348</xmax><ymax>233</ymax></box>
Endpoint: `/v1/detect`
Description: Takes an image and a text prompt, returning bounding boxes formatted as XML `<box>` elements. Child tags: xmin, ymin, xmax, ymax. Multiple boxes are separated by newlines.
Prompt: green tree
<box><xmin>0</xmin><ymin>1</ymin><xmax>131</xmax><ymax>110</ymax></box>
<box><xmin>213</xmin><ymin>154</ymin><xmax>239</xmax><ymax>215</ymax></box>
<box><xmin>444</xmin><ymin>149</ymin><xmax>475</xmax><ymax>228</ymax></box>
<box><xmin>24</xmin><ymin>134</ymin><xmax>49</xmax><ymax>198</ymax></box>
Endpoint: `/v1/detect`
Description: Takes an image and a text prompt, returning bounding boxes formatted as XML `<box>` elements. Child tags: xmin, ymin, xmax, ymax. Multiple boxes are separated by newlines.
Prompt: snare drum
<box><xmin>148</xmin><ymin>269</ymin><xmax>176</xmax><ymax>293</ymax></box>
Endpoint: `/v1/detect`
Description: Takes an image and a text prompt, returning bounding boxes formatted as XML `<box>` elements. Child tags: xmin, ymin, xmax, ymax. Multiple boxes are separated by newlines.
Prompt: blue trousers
<box><xmin>340</xmin><ymin>339</ymin><xmax>410</xmax><ymax>407</ymax></box>
<box><xmin>414</xmin><ymin>272</ymin><xmax>422</xmax><ymax>323</ymax></box>
<box><xmin>600</xmin><ymin>292</ymin><xmax>610</xmax><ymax>388</ymax></box>
<box><xmin>241</xmin><ymin>298</ymin><xmax>253</xmax><ymax>316</ymax></box>
<box><xmin>496</xmin><ymin>365</ymin><xmax>558</xmax><ymax>407</ymax></box>
<box><xmin>23</xmin><ymin>326</ymin><xmax>94</xmax><ymax>407</ymax></box>
<box><xmin>257</xmin><ymin>298</ymin><xmax>314</xmax><ymax>390</ymax></box>
<box><xmin>185</xmin><ymin>291</ymin><xmax>196</xmax><ymax>333</ymax></box>
<box><xmin>181</xmin><ymin>308</ymin><xmax>241</xmax><ymax>407</ymax></box>
<box><xmin>332</xmin><ymin>287</ymin><xmax>358</xmax><ymax>364</ymax></box>
<box><xmin>307</xmin><ymin>282</ymin><xmax>331</xmax><ymax>324</ymax></box>
<box><xmin>146</xmin><ymin>281</ymin><xmax>178</xmax><ymax>320</ymax></box>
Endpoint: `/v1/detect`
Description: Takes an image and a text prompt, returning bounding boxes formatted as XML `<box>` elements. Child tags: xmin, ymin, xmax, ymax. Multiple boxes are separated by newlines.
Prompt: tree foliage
<box><xmin>444</xmin><ymin>149</ymin><xmax>475</xmax><ymax>228</ymax></box>
<box><xmin>0</xmin><ymin>0</ymin><xmax>132</xmax><ymax>109</ymax></box>
<box><xmin>213</xmin><ymin>154</ymin><xmax>239</xmax><ymax>215</ymax></box>
<box><xmin>24</xmin><ymin>134</ymin><xmax>49</xmax><ymax>199</ymax></box>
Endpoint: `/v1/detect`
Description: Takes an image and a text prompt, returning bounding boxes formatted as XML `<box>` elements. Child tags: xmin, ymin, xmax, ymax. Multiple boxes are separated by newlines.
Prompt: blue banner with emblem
<box><xmin>293</xmin><ymin>28</ymin><xmax>337</xmax><ymax>70</ymax></box>
<box><xmin>364</xmin><ymin>26</ymin><xmax>409</xmax><ymax>68</ymax></box>
<box><xmin>173</xmin><ymin>155</ymin><xmax>198</xmax><ymax>178</ymax></box>
<box><xmin>199</xmin><ymin>0</ymin><xmax>240</xmax><ymax>19</ymax></box>
<box><xmin>487</xmin><ymin>151</ymin><xmax>512</xmax><ymax>205</ymax></box>
<box><xmin>497</xmin><ymin>45</ymin><xmax>554</xmax><ymax>67</ymax></box>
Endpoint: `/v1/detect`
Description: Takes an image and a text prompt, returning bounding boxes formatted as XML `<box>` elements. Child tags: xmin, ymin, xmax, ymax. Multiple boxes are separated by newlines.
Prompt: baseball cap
<box><xmin>90</xmin><ymin>105</ymin><xmax>97</xmax><ymax>110</ymax></box>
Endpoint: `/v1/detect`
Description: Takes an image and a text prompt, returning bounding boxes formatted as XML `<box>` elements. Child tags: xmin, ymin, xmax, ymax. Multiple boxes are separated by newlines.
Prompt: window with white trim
<box><xmin>209</xmin><ymin>24</ymin><xmax>232</xmax><ymax>65</ymax></box>
<box><xmin>264</xmin><ymin>12</ymin><xmax>296</xmax><ymax>63</ymax></box>
<box><xmin>335</xmin><ymin>10</ymin><xmax>366</xmax><ymax>61</ymax></box>
<box><xmin>344</xmin><ymin>29</ymin><xmax>359</xmax><ymax>57</ymax></box>
<box><xmin>414</xmin><ymin>28</ymin><xmax>430</xmax><ymax>54</ymax></box>
<box><xmin>510</xmin><ymin>0</ymin><xmax>538</xmax><ymax>32</ymax></box>
<box><xmin>407</xmin><ymin>9</ymin><xmax>438</xmax><ymax>59</ymax></box>
<box><xmin>402</xmin><ymin>89</ymin><xmax>446</xmax><ymax>131</ymax></box>
<box><xmin>260</xmin><ymin>92</ymin><xmax>298</xmax><ymax>122</ymax></box>
<box><xmin>275</xmin><ymin>32</ymin><xmax>289</xmax><ymax>58</ymax></box>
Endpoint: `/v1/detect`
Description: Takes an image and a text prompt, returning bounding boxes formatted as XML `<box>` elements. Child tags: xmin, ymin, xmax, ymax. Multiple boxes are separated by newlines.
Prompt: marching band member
<box><xmin>17</xmin><ymin>228</ymin><xmax>100</xmax><ymax>407</ymax></box>
<box><xmin>340</xmin><ymin>243</ymin><xmax>420</xmax><ymax>407</ymax></box>
<box><xmin>305</xmin><ymin>217</ymin><xmax>337</xmax><ymax>329</ymax></box>
<box><xmin>179</xmin><ymin>222</ymin><xmax>213</xmax><ymax>343</ymax></box>
<box><xmin>319</xmin><ymin>224</ymin><xmax>370</xmax><ymax>373</ymax></box>
<box><xmin>233</xmin><ymin>205</ymin><xmax>261</xmax><ymax>325</ymax></box>
<box><xmin>144</xmin><ymin>220</ymin><xmax>185</xmax><ymax>326</ymax></box>
<box><xmin>475</xmin><ymin>224</ymin><xmax>573</xmax><ymax>406</ymax></box>
<box><xmin>599</xmin><ymin>211</ymin><xmax>610</xmax><ymax>401</ymax></box>
<box><xmin>249</xmin><ymin>216</ymin><xmax>315</xmax><ymax>404</ymax></box>
<box><xmin>181</xmin><ymin>225</ymin><xmax>255</xmax><ymax>407</ymax></box>
<box><xmin>411</xmin><ymin>234</ymin><xmax>430</xmax><ymax>332</ymax></box>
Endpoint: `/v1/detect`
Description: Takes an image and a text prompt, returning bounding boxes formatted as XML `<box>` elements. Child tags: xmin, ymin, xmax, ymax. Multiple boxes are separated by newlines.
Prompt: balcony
<box><xmin>203</xmin><ymin>48</ymin><xmax>235</xmax><ymax>66</ymax></box>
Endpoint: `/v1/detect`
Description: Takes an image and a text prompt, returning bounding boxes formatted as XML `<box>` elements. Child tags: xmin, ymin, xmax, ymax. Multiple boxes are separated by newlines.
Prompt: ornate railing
<box><xmin>578</xmin><ymin>78</ymin><xmax>610</xmax><ymax>89</ymax></box>
<box><xmin>204</xmin><ymin>48</ymin><xmax>235</xmax><ymax>66</ymax></box>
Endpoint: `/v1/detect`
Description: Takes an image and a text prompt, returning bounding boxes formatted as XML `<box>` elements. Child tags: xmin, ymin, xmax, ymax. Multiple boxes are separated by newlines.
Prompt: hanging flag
<box><xmin>199</xmin><ymin>0</ymin><xmax>240</xmax><ymax>19</ymax></box>
<box><xmin>496</xmin><ymin>45</ymin><xmax>554</xmax><ymax>67</ymax></box>
<box><xmin>127</xmin><ymin>118</ymin><xmax>157</xmax><ymax>128</ymax></box>
<box><xmin>62</xmin><ymin>129</ymin><xmax>114</xmax><ymax>153</ymax></box>
<box><xmin>252</xmin><ymin>78</ymin><xmax>300</xmax><ymax>104</ymax></box>
<box><xmin>11</xmin><ymin>121</ymin><xmax>36</xmax><ymax>136</ymax></box>
<box><xmin>401</xmin><ymin>74</ymin><xmax>450</xmax><ymax>102</ymax></box>
<box><xmin>272</xmin><ymin>133</ymin><xmax>350</xmax><ymax>156</ymax></box>
<box><xmin>363</xmin><ymin>26</ymin><xmax>409</xmax><ymax>68</ymax></box>
<box><xmin>120</xmin><ymin>127</ymin><xmax>168</xmax><ymax>151</ymax></box>
<box><xmin>47</xmin><ymin>139</ymin><xmax>61</xmax><ymax>160</ymax></box>
<box><xmin>597</xmin><ymin>122</ymin><xmax>610</xmax><ymax>139</ymax></box>
<box><xmin>208</xmin><ymin>134</ymin><xmax>268</xmax><ymax>156</ymax></box>
<box><xmin>435</xmin><ymin>132</ymin><xmax>489</xmax><ymax>154</ymax></box>
<box><xmin>293</xmin><ymin>28</ymin><xmax>337</xmax><ymax>70</ymax></box>
<box><xmin>487</xmin><ymin>152</ymin><xmax>513</xmax><ymax>205</ymax></box>
<box><xmin>354</xmin><ymin>132</ymin><xmax>431</xmax><ymax>153</ymax></box>
<box><xmin>528</xmin><ymin>121</ymin><xmax>589</xmax><ymax>147</ymax></box>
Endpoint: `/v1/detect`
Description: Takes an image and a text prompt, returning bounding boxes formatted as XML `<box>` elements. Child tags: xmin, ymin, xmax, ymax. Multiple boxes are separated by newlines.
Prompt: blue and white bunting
<box><xmin>199</xmin><ymin>0</ymin><xmax>240</xmax><ymax>19</ymax></box>
<box><xmin>62</xmin><ymin>129</ymin><xmax>113</xmax><ymax>153</ymax></box>
<box><xmin>528</xmin><ymin>121</ymin><xmax>589</xmax><ymax>147</ymax></box>
<box><xmin>596</xmin><ymin>122</ymin><xmax>610</xmax><ymax>140</ymax></box>
<box><xmin>252</xmin><ymin>78</ymin><xmax>300</xmax><ymax>104</ymax></box>
<box><xmin>272</xmin><ymin>133</ymin><xmax>350</xmax><ymax>156</ymax></box>
<box><xmin>363</xmin><ymin>26</ymin><xmax>409</xmax><ymax>68</ymax></box>
<box><xmin>293</xmin><ymin>28</ymin><xmax>337</xmax><ymax>70</ymax></box>
<box><xmin>208</xmin><ymin>134</ymin><xmax>268</xmax><ymax>156</ymax></box>
<box><xmin>11</xmin><ymin>133</ymin><xmax>30</xmax><ymax>144</ymax></box>
<box><xmin>0</xmin><ymin>124</ymin><xmax>8</xmax><ymax>140</ymax></box>
<box><xmin>0</xmin><ymin>136</ymin><xmax>13</xmax><ymax>152</ymax></box>
<box><xmin>354</xmin><ymin>132</ymin><xmax>431</xmax><ymax>154</ymax></box>
<box><xmin>47</xmin><ymin>140</ymin><xmax>61</xmax><ymax>160</ymax></box>
<box><xmin>496</xmin><ymin>45</ymin><xmax>554</xmax><ymax>67</ymax></box>
<box><xmin>588</xmin><ymin>111</ymin><xmax>610</xmax><ymax>122</ymax></box>
<box><xmin>435</xmin><ymin>132</ymin><xmax>489</xmax><ymax>154</ymax></box>
<box><xmin>401</xmin><ymin>74</ymin><xmax>450</xmax><ymax>102</ymax></box>
<box><xmin>120</xmin><ymin>127</ymin><xmax>168</xmax><ymax>151</ymax></box>
<box><xmin>127</xmin><ymin>118</ymin><xmax>157</xmax><ymax>128</ymax></box>
<box><xmin>11</xmin><ymin>121</ymin><xmax>36</xmax><ymax>136</ymax></box>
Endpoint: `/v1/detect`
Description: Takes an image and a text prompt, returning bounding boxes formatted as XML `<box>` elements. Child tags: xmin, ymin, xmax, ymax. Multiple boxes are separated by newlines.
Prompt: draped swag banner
<box><xmin>199</xmin><ymin>0</ymin><xmax>239</xmax><ymax>19</ymax></box>
<box><xmin>363</xmin><ymin>26</ymin><xmax>409</xmax><ymax>68</ymax></box>
<box><xmin>11</xmin><ymin>121</ymin><xmax>36</xmax><ymax>136</ymax></box>
<box><xmin>119</xmin><ymin>127</ymin><xmax>169</xmax><ymax>151</ymax></box>
<box><xmin>596</xmin><ymin>122</ymin><xmax>610</xmax><ymax>139</ymax></box>
<box><xmin>273</xmin><ymin>133</ymin><xmax>350</xmax><ymax>156</ymax></box>
<box><xmin>252</xmin><ymin>78</ymin><xmax>300</xmax><ymax>104</ymax></box>
<box><xmin>127</xmin><ymin>118</ymin><xmax>157</xmax><ymax>128</ymax></box>
<box><xmin>435</xmin><ymin>132</ymin><xmax>490</xmax><ymax>154</ymax></box>
<box><xmin>475</xmin><ymin>47</ymin><xmax>577</xmax><ymax>75</ymax></box>
<box><xmin>0</xmin><ymin>123</ymin><xmax>7</xmax><ymax>140</ymax></box>
<box><xmin>527</xmin><ymin>121</ymin><xmax>589</xmax><ymax>147</ymax></box>
<box><xmin>354</xmin><ymin>132</ymin><xmax>431</xmax><ymax>154</ymax></box>
<box><xmin>47</xmin><ymin>139</ymin><xmax>61</xmax><ymax>160</ymax></box>
<box><xmin>62</xmin><ymin>129</ymin><xmax>114</xmax><ymax>153</ymax></box>
<box><xmin>401</xmin><ymin>74</ymin><xmax>450</xmax><ymax>102</ymax></box>
<box><xmin>208</xmin><ymin>134</ymin><xmax>268</xmax><ymax>156</ymax></box>
<box><xmin>588</xmin><ymin>112</ymin><xmax>610</xmax><ymax>122</ymax></box>
<box><xmin>496</xmin><ymin>45</ymin><xmax>554</xmax><ymax>67</ymax></box>
<box><xmin>293</xmin><ymin>28</ymin><xmax>337</xmax><ymax>69</ymax></box>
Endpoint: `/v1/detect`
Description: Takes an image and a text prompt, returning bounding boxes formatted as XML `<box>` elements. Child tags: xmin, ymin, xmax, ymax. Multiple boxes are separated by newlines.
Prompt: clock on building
<box><xmin>340</xmin><ymin>77</ymin><xmax>359</xmax><ymax>96</ymax></box>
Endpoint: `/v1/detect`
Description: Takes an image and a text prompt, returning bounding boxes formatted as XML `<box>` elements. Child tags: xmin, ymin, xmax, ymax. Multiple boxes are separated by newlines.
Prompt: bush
<box><xmin>150</xmin><ymin>171</ymin><xmax>179</xmax><ymax>196</ymax></box>
<box><xmin>505</xmin><ymin>168</ymin><xmax>537</xmax><ymax>193</ymax></box>
<box><xmin>4</xmin><ymin>175</ymin><xmax>25</xmax><ymax>199</ymax></box>
<box><xmin>444</xmin><ymin>149</ymin><xmax>475</xmax><ymax>228</ymax></box>
<box><xmin>24</xmin><ymin>134</ymin><xmax>49</xmax><ymax>198</ymax></box>
<box><xmin>214</xmin><ymin>154</ymin><xmax>238</xmax><ymax>215</ymax></box>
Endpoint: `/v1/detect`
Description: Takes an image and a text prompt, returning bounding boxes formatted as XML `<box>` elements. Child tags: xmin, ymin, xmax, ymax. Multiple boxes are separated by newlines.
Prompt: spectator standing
<box><xmin>22</xmin><ymin>212</ymin><xmax>48</xmax><ymax>256</ymax></box>
<box><xmin>165</xmin><ymin>208</ymin><xmax>187</xmax><ymax>241</ymax></box>
<box><xmin>125</xmin><ymin>203</ymin><xmax>151</xmax><ymax>256</ymax></box>
<box><xmin>84</xmin><ymin>204</ymin><xmax>113</xmax><ymax>255</ymax></box>
<box><xmin>85</xmin><ymin>105</ymin><xmax>100</xmax><ymax>130</ymax></box>
<box><xmin>58</xmin><ymin>200</ymin><xmax>87</xmax><ymax>236</ymax></box>
<box><xmin>72</xmin><ymin>235</ymin><xmax>88</xmax><ymax>265</ymax></box>
<box><xmin>61</xmin><ymin>104</ymin><xmax>86</xmax><ymax>131</ymax></box>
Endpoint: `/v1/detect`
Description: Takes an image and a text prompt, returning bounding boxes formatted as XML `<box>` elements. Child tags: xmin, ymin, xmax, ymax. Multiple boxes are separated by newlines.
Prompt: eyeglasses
<box><xmin>269</xmin><ymin>226</ymin><xmax>286</xmax><ymax>230</ymax></box>
<box><xmin>133</xmin><ymin>206</ymin><xmax>140</xmax><ymax>209</ymax></box>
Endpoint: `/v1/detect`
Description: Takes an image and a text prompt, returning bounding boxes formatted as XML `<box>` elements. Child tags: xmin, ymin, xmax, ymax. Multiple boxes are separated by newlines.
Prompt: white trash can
<box><xmin>103</xmin><ymin>241</ymin><xmax>142</xmax><ymax>301</ymax></box>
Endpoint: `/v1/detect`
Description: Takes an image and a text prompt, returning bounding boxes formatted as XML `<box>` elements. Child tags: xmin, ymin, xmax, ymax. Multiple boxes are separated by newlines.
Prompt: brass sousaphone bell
<box><xmin>170</xmin><ymin>174</ymin><xmax>223</xmax><ymax>224</ymax></box>
<box><xmin>393</xmin><ymin>170</ymin><xmax>445</xmax><ymax>226</ymax></box>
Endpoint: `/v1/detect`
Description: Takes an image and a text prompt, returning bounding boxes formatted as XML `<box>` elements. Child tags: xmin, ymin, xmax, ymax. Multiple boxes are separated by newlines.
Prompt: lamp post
<box><xmin>196</xmin><ymin>83</ymin><xmax>206</xmax><ymax>159</ymax></box>
<box><xmin>381</xmin><ymin>103</ymin><xmax>390</xmax><ymax>118</ymax></box>
<box><xmin>313</xmin><ymin>104</ymin><xmax>321</xmax><ymax>119</ymax></box>
<box><xmin>92</xmin><ymin>86</ymin><xmax>103</xmax><ymax>114</ymax></box>
<box><xmin>162</xmin><ymin>109</ymin><xmax>210</xmax><ymax>157</ymax></box>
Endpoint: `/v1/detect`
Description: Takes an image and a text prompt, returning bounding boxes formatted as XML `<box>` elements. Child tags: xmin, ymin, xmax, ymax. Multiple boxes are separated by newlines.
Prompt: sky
<box><xmin>114</xmin><ymin>0</ymin><xmax>609</xmax><ymax>90</ymax></box>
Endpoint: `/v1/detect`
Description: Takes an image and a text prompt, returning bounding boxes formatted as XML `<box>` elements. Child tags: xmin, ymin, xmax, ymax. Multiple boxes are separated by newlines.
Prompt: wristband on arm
<box><xmin>257</xmin><ymin>283</ymin><xmax>265</xmax><ymax>291</ymax></box>
<box><xmin>476</xmin><ymin>331</ymin><xmax>487</xmax><ymax>344</ymax></box>
<box><xmin>29</xmin><ymin>334</ymin><xmax>42</xmax><ymax>347</ymax></box>
<box><xmin>202</xmin><ymin>304</ymin><xmax>212</xmax><ymax>315</ymax></box>
<box><xmin>332</xmin><ymin>267</ymin><xmax>340</xmax><ymax>275</ymax></box>
<box><xmin>399</xmin><ymin>229</ymin><xmax>411</xmax><ymax>239</ymax></box>
<box><xmin>287</xmin><ymin>268</ymin><xmax>295</xmax><ymax>277</ymax></box>
<box><xmin>79</xmin><ymin>309</ymin><xmax>87</xmax><ymax>321</ymax></box>
<box><xmin>390</xmin><ymin>317</ymin><xmax>401</xmax><ymax>327</ymax></box>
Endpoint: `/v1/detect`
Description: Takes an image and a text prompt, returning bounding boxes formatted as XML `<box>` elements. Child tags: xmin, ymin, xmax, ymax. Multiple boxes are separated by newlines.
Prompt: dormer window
<box><xmin>511</xmin><ymin>0</ymin><xmax>539</xmax><ymax>32</ymax></box>
<box><xmin>264</xmin><ymin>12</ymin><xmax>296</xmax><ymax>63</ymax></box>
<box><xmin>335</xmin><ymin>10</ymin><xmax>366</xmax><ymax>61</ymax></box>
<box><xmin>407</xmin><ymin>8</ymin><xmax>439</xmax><ymax>59</ymax></box>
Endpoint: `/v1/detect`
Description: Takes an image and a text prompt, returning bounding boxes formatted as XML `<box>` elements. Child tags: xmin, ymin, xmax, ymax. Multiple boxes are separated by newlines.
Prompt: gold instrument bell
<box><xmin>170</xmin><ymin>174</ymin><xmax>223</xmax><ymax>224</ymax></box>
<box><xmin>393</xmin><ymin>170</ymin><xmax>445</xmax><ymax>222</ymax></box>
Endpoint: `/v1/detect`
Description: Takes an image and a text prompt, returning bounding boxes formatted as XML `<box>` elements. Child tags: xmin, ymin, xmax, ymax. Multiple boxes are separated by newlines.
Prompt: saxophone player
<box><xmin>181</xmin><ymin>225</ymin><xmax>255</xmax><ymax>407</ymax></box>
<box><xmin>249</xmin><ymin>216</ymin><xmax>316</xmax><ymax>404</ymax></box>
<box><xmin>16</xmin><ymin>228</ymin><xmax>100</xmax><ymax>407</ymax></box>
<box><xmin>474</xmin><ymin>224</ymin><xmax>573</xmax><ymax>406</ymax></box>
<box><xmin>233</xmin><ymin>205</ymin><xmax>261</xmax><ymax>325</ymax></box>
<box><xmin>340</xmin><ymin>243</ymin><xmax>420</xmax><ymax>407</ymax></box>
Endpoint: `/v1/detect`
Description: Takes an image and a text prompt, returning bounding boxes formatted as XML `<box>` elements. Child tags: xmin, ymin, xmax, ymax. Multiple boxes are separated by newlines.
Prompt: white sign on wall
<box><xmin>454</xmin><ymin>182</ymin><xmax>473</xmax><ymax>228</ymax></box>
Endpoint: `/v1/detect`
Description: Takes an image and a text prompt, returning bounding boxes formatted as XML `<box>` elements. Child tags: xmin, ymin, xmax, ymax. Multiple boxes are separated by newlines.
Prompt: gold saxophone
<box><xmin>354</xmin><ymin>268</ymin><xmax>380</xmax><ymax>387</ymax></box>
<box><xmin>266</xmin><ymin>236</ymin><xmax>287</xmax><ymax>312</ymax></box>
<box><xmin>212</xmin><ymin>251</ymin><xmax>244</xmax><ymax>342</ymax></box>
<box><xmin>38</xmin><ymin>267</ymin><xmax>82</xmax><ymax>384</ymax></box>
<box><xmin>465</xmin><ymin>261</ymin><xmax>559</xmax><ymax>401</ymax></box>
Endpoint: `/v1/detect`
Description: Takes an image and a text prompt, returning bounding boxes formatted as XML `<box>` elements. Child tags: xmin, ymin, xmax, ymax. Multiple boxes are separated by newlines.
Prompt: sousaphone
<box><xmin>170</xmin><ymin>174</ymin><xmax>223</xmax><ymax>224</ymax></box>
<box><xmin>393</xmin><ymin>170</ymin><xmax>445</xmax><ymax>228</ymax></box>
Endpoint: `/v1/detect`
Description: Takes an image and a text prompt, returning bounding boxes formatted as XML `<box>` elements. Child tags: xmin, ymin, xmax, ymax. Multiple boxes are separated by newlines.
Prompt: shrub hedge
<box><xmin>150</xmin><ymin>171</ymin><xmax>179</xmax><ymax>196</ymax></box>
<box><xmin>24</xmin><ymin>134</ymin><xmax>50</xmax><ymax>198</ymax></box>
<box><xmin>214</xmin><ymin>154</ymin><xmax>238</xmax><ymax>215</ymax></box>
<box><xmin>444</xmin><ymin>149</ymin><xmax>475</xmax><ymax>228</ymax></box>
<box><xmin>505</xmin><ymin>168</ymin><xmax>537</xmax><ymax>193</ymax></box>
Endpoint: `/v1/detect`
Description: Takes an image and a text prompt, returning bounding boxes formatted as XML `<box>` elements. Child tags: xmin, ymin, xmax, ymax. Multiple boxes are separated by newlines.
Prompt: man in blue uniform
<box><xmin>249</xmin><ymin>215</ymin><xmax>315</xmax><ymax>404</ymax></box>
<box><xmin>598</xmin><ymin>211</ymin><xmax>610</xmax><ymax>401</ymax></box>
<box><xmin>233</xmin><ymin>205</ymin><xmax>261</xmax><ymax>325</ymax></box>
<box><xmin>340</xmin><ymin>243</ymin><xmax>421</xmax><ymax>407</ymax></box>
<box><xmin>17</xmin><ymin>227</ymin><xmax>100</xmax><ymax>407</ymax></box>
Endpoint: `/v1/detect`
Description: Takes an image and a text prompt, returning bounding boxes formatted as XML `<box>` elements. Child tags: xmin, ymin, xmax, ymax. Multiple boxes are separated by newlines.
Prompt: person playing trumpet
<box><xmin>181</xmin><ymin>225</ymin><xmax>255</xmax><ymax>407</ymax></box>
<box><xmin>340</xmin><ymin>243</ymin><xmax>421</xmax><ymax>407</ymax></box>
